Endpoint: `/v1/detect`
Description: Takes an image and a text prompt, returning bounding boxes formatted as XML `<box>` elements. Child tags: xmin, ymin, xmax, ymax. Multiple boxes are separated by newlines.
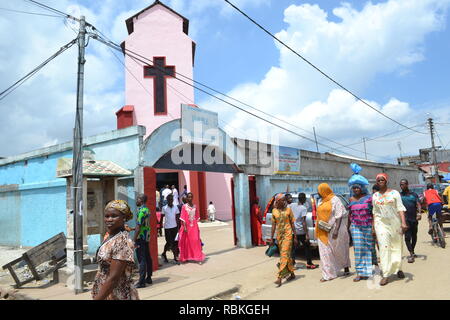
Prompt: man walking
<box><xmin>134</xmin><ymin>194</ymin><xmax>152</xmax><ymax>288</ymax></box>
<box><xmin>400</xmin><ymin>179</ymin><xmax>421</xmax><ymax>263</ymax></box>
<box><xmin>287</xmin><ymin>193</ymin><xmax>318</xmax><ymax>269</ymax></box>
<box><xmin>161</xmin><ymin>194</ymin><xmax>180</xmax><ymax>263</ymax></box>
<box><xmin>161</xmin><ymin>184</ymin><xmax>172</xmax><ymax>207</ymax></box>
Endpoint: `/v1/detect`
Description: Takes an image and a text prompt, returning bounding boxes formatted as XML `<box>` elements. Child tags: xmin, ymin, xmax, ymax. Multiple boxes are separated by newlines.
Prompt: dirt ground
<box><xmin>245</xmin><ymin>219</ymin><xmax>450</xmax><ymax>300</ymax></box>
<box><xmin>2</xmin><ymin>219</ymin><xmax>449</xmax><ymax>300</ymax></box>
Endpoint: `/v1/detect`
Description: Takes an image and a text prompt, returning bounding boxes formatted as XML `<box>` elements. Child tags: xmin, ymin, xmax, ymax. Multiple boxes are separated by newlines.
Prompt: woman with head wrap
<box><xmin>92</xmin><ymin>200</ymin><xmax>139</xmax><ymax>300</ymax></box>
<box><xmin>316</xmin><ymin>183</ymin><xmax>351</xmax><ymax>282</ymax></box>
<box><xmin>347</xmin><ymin>164</ymin><xmax>377</xmax><ymax>281</ymax></box>
<box><xmin>372</xmin><ymin>173</ymin><xmax>408</xmax><ymax>286</ymax></box>
<box><xmin>269</xmin><ymin>193</ymin><xmax>297</xmax><ymax>287</ymax></box>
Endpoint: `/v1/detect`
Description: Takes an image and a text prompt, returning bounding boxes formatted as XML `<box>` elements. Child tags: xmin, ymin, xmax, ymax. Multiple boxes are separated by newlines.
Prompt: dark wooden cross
<box><xmin>144</xmin><ymin>57</ymin><xmax>175</xmax><ymax>114</ymax></box>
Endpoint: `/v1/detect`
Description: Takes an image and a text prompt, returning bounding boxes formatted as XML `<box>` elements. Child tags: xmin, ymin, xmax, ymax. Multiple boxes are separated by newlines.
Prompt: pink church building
<box><xmin>117</xmin><ymin>1</ymin><xmax>233</xmax><ymax>222</ymax></box>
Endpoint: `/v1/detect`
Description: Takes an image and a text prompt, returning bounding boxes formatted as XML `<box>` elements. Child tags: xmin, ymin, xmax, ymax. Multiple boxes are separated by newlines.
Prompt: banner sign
<box><xmin>274</xmin><ymin>146</ymin><xmax>301</xmax><ymax>175</ymax></box>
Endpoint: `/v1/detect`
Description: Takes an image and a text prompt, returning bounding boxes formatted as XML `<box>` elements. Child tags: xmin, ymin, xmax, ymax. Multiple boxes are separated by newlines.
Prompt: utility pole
<box><xmin>313</xmin><ymin>127</ymin><xmax>319</xmax><ymax>153</ymax></box>
<box><xmin>397</xmin><ymin>141</ymin><xmax>403</xmax><ymax>159</ymax></box>
<box><xmin>72</xmin><ymin>15</ymin><xmax>86</xmax><ymax>295</ymax></box>
<box><xmin>427</xmin><ymin>118</ymin><xmax>440</xmax><ymax>185</ymax></box>
<box><xmin>362</xmin><ymin>137</ymin><xmax>367</xmax><ymax>160</ymax></box>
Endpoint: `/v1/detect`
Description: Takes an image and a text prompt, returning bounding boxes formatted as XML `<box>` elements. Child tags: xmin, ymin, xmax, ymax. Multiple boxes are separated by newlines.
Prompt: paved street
<box><xmin>2</xmin><ymin>219</ymin><xmax>449</xmax><ymax>300</ymax></box>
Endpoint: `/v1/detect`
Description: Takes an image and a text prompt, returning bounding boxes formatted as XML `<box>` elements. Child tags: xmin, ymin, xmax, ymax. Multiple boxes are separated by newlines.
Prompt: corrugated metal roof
<box><xmin>56</xmin><ymin>158</ymin><xmax>132</xmax><ymax>178</ymax></box>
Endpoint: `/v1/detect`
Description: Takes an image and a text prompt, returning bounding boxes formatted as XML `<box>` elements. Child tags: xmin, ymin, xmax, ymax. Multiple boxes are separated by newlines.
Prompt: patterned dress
<box><xmin>318</xmin><ymin>196</ymin><xmax>351</xmax><ymax>280</ymax></box>
<box><xmin>91</xmin><ymin>231</ymin><xmax>139</xmax><ymax>300</ymax></box>
<box><xmin>348</xmin><ymin>195</ymin><xmax>377</xmax><ymax>277</ymax></box>
<box><xmin>372</xmin><ymin>190</ymin><xmax>406</xmax><ymax>278</ymax></box>
<box><xmin>272</xmin><ymin>207</ymin><xmax>295</xmax><ymax>279</ymax></box>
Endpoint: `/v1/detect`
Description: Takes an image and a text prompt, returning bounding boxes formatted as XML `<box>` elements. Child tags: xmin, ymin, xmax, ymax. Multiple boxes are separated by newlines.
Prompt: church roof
<box><xmin>125</xmin><ymin>0</ymin><xmax>189</xmax><ymax>35</ymax></box>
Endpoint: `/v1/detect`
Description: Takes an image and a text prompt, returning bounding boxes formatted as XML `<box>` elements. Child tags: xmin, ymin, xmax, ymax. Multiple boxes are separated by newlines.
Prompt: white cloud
<box><xmin>0</xmin><ymin>0</ymin><xmax>126</xmax><ymax>157</ymax></box>
<box><xmin>199</xmin><ymin>0</ymin><xmax>450</xmax><ymax>162</ymax></box>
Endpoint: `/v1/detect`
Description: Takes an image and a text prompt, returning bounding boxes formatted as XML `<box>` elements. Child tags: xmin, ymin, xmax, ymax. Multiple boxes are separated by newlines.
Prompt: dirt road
<box><xmin>244</xmin><ymin>220</ymin><xmax>450</xmax><ymax>300</ymax></box>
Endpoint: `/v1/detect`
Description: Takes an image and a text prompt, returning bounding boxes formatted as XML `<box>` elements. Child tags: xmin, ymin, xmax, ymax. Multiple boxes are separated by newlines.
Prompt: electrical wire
<box><xmin>23</xmin><ymin>0</ymin><xmax>70</xmax><ymax>18</ymax></box>
<box><xmin>343</xmin><ymin>123</ymin><xmax>426</xmax><ymax>147</ymax></box>
<box><xmin>101</xmin><ymin>35</ymin><xmax>287</xmax><ymax>143</ymax></box>
<box><xmin>85</xmin><ymin>27</ymin><xmax>412</xmax><ymax>161</ymax></box>
<box><xmin>90</xmin><ymin>32</ymin><xmax>393</xmax><ymax>160</ymax></box>
<box><xmin>14</xmin><ymin>0</ymin><xmax>400</xmax><ymax>161</ymax></box>
<box><xmin>0</xmin><ymin>6</ymin><xmax>62</xmax><ymax>17</ymax></box>
<box><xmin>0</xmin><ymin>38</ymin><xmax>77</xmax><ymax>102</ymax></box>
<box><xmin>223</xmin><ymin>0</ymin><xmax>427</xmax><ymax>135</ymax></box>
<box><xmin>434</xmin><ymin>128</ymin><xmax>447</xmax><ymax>149</ymax></box>
<box><xmin>91</xmin><ymin>34</ymin><xmax>373</xmax><ymax>159</ymax></box>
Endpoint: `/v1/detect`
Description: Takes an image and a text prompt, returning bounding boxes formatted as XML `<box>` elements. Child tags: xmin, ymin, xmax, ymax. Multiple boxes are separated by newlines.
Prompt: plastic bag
<box><xmin>348</xmin><ymin>163</ymin><xmax>369</xmax><ymax>187</ymax></box>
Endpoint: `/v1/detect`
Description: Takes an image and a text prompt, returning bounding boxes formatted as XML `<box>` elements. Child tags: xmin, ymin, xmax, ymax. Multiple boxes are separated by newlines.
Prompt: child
<box><xmin>207</xmin><ymin>201</ymin><xmax>216</xmax><ymax>222</ymax></box>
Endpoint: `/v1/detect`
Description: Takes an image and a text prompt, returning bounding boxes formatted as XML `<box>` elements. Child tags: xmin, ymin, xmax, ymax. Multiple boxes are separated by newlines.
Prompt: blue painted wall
<box><xmin>0</xmin><ymin>189</ymin><xmax>21</xmax><ymax>246</ymax></box>
<box><xmin>0</xmin><ymin>127</ymin><xmax>143</xmax><ymax>247</ymax></box>
<box><xmin>20</xmin><ymin>186</ymin><xmax>66</xmax><ymax>247</ymax></box>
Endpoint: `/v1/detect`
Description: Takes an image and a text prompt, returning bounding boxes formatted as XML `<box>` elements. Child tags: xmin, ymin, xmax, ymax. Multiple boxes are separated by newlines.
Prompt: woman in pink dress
<box><xmin>178</xmin><ymin>193</ymin><xmax>206</xmax><ymax>264</ymax></box>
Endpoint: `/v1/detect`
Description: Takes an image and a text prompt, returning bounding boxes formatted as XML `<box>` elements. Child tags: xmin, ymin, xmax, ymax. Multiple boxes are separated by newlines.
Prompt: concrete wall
<box><xmin>254</xmin><ymin>151</ymin><xmax>420</xmax><ymax>210</ymax></box>
<box><xmin>205</xmin><ymin>172</ymin><xmax>233</xmax><ymax>221</ymax></box>
<box><xmin>300</xmin><ymin>151</ymin><xmax>419</xmax><ymax>188</ymax></box>
<box><xmin>0</xmin><ymin>126</ymin><xmax>144</xmax><ymax>247</ymax></box>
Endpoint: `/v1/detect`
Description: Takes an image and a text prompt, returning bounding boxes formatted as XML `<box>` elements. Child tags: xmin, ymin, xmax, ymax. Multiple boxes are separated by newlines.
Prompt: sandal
<box><xmin>353</xmin><ymin>276</ymin><xmax>362</xmax><ymax>282</ymax></box>
<box><xmin>287</xmin><ymin>273</ymin><xmax>296</xmax><ymax>281</ymax></box>
<box><xmin>380</xmin><ymin>277</ymin><xmax>389</xmax><ymax>286</ymax></box>
<box><xmin>161</xmin><ymin>253</ymin><xmax>168</xmax><ymax>263</ymax></box>
<box><xmin>320</xmin><ymin>278</ymin><xmax>328</xmax><ymax>282</ymax></box>
<box><xmin>306</xmin><ymin>264</ymin><xmax>319</xmax><ymax>270</ymax></box>
<box><xmin>397</xmin><ymin>271</ymin><xmax>405</xmax><ymax>279</ymax></box>
<box><xmin>407</xmin><ymin>256</ymin><xmax>415</xmax><ymax>263</ymax></box>
<box><xmin>275</xmin><ymin>278</ymin><xmax>282</xmax><ymax>287</ymax></box>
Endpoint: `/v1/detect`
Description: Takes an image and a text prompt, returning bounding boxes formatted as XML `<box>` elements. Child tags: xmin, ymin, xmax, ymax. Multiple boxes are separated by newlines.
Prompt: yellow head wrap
<box><xmin>104</xmin><ymin>200</ymin><xmax>133</xmax><ymax>221</ymax></box>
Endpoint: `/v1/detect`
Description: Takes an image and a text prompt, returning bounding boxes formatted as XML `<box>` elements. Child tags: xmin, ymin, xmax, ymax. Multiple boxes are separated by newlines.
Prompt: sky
<box><xmin>1</xmin><ymin>0</ymin><xmax>450</xmax><ymax>164</ymax></box>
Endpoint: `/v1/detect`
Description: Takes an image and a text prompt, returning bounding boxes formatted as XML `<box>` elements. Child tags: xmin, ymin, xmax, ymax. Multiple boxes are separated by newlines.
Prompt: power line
<box><xmin>343</xmin><ymin>123</ymin><xmax>426</xmax><ymax>147</ymax></box>
<box><xmin>91</xmin><ymin>34</ymin><xmax>374</xmax><ymax>159</ymax></box>
<box><xmin>0</xmin><ymin>6</ymin><xmax>62</xmax><ymax>17</ymax></box>
<box><xmin>23</xmin><ymin>0</ymin><xmax>70</xmax><ymax>18</ymax></box>
<box><xmin>223</xmin><ymin>0</ymin><xmax>427</xmax><ymax>135</ymax></box>
<box><xmin>15</xmin><ymin>1</ymin><xmax>396</xmax><ymax>161</ymax></box>
<box><xmin>101</xmin><ymin>38</ymin><xmax>256</xmax><ymax>144</ymax></box>
<box><xmin>0</xmin><ymin>38</ymin><xmax>77</xmax><ymax>102</ymax></box>
<box><xmin>91</xmin><ymin>33</ymin><xmax>393</xmax><ymax>160</ymax></box>
<box><xmin>434</xmin><ymin>128</ymin><xmax>448</xmax><ymax>149</ymax></box>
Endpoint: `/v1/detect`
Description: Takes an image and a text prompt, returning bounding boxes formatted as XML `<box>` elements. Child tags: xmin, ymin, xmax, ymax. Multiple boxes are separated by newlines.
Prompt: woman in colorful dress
<box><xmin>372</xmin><ymin>173</ymin><xmax>408</xmax><ymax>286</ymax></box>
<box><xmin>270</xmin><ymin>193</ymin><xmax>297</xmax><ymax>287</ymax></box>
<box><xmin>348</xmin><ymin>183</ymin><xmax>377</xmax><ymax>281</ymax></box>
<box><xmin>316</xmin><ymin>183</ymin><xmax>351</xmax><ymax>282</ymax></box>
<box><xmin>178</xmin><ymin>192</ymin><xmax>206</xmax><ymax>264</ymax></box>
<box><xmin>92</xmin><ymin>200</ymin><xmax>139</xmax><ymax>300</ymax></box>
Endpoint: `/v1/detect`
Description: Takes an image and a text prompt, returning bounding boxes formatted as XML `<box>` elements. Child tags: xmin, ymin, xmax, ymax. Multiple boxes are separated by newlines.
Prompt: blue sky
<box><xmin>1</xmin><ymin>0</ymin><xmax>450</xmax><ymax>162</ymax></box>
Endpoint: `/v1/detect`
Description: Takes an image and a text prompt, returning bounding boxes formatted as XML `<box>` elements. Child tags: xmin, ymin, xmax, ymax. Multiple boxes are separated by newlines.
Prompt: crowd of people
<box><xmin>268</xmin><ymin>164</ymin><xmax>448</xmax><ymax>287</ymax></box>
<box><xmin>91</xmin><ymin>187</ymin><xmax>206</xmax><ymax>300</ymax></box>
<box><xmin>90</xmin><ymin>167</ymin><xmax>448</xmax><ymax>299</ymax></box>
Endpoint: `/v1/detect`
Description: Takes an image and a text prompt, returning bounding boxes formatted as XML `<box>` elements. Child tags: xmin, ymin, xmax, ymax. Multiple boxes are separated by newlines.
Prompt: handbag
<box><xmin>265</xmin><ymin>243</ymin><xmax>279</xmax><ymax>257</ymax></box>
<box><xmin>318</xmin><ymin>220</ymin><xmax>332</xmax><ymax>232</ymax></box>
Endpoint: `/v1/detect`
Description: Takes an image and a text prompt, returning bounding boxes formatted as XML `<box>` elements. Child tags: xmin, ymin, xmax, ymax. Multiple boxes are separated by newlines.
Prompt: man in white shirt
<box><xmin>161</xmin><ymin>184</ymin><xmax>172</xmax><ymax>206</ymax></box>
<box><xmin>286</xmin><ymin>193</ymin><xmax>318</xmax><ymax>269</ymax></box>
<box><xmin>160</xmin><ymin>194</ymin><xmax>180</xmax><ymax>263</ymax></box>
<box><xmin>171</xmin><ymin>185</ymin><xmax>179</xmax><ymax>207</ymax></box>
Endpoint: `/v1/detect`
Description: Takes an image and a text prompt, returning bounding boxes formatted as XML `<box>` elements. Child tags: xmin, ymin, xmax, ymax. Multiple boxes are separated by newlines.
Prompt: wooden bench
<box><xmin>2</xmin><ymin>232</ymin><xmax>67</xmax><ymax>288</ymax></box>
